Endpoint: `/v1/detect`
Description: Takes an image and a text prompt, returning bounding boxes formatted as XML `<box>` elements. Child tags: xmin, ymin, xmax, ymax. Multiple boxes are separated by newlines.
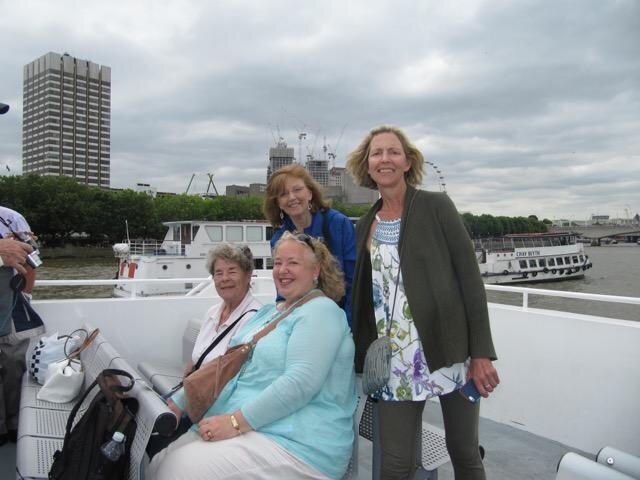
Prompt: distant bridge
<box><xmin>549</xmin><ymin>225</ymin><xmax>640</xmax><ymax>241</ymax></box>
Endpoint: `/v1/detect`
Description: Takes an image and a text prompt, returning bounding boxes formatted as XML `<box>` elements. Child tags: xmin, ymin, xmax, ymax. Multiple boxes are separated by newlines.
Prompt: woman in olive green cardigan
<box><xmin>346</xmin><ymin>126</ymin><xmax>499</xmax><ymax>480</ymax></box>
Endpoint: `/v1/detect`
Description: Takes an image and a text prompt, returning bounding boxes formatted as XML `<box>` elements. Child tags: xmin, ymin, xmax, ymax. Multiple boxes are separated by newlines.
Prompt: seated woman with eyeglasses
<box><xmin>147</xmin><ymin>232</ymin><xmax>357</xmax><ymax>480</ymax></box>
<box><xmin>146</xmin><ymin>244</ymin><xmax>264</xmax><ymax>457</ymax></box>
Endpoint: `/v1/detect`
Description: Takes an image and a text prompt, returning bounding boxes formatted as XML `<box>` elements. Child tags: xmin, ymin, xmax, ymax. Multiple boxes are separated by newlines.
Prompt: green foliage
<box><xmin>0</xmin><ymin>175</ymin><xmax>159</xmax><ymax>244</ymax></box>
<box><xmin>154</xmin><ymin>195</ymin><xmax>264</xmax><ymax>222</ymax></box>
<box><xmin>0</xmin><ymin>175</ymin><xmax>547</xmax><ymax>243</ymax></box>
<box><xmin>461</xmin><ymin>212</ymin><xmax>548</xmax><ymax>238</ymax></box>
<box><xmin>331</xmin><ymin>200</ymin><xmax>373</xmax><ymax>219</ymax></box>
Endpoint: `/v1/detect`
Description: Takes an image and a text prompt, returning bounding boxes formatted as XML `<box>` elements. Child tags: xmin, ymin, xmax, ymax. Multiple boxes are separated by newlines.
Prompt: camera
<box><xmin>13</xmin><ymin>231</ymin><xmax>43</xmax><ymax>268</ymax></box>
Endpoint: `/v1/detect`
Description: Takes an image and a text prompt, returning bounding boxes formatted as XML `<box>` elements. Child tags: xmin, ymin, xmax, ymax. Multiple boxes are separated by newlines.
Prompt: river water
<box><xmin>34</xmin><ymin>245</ymin><xmax>640</xmax><ymax>321</ymax></box>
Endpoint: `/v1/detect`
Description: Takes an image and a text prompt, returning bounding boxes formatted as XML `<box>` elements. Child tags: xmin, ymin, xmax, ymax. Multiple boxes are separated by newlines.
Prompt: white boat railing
<box><xmin>485</xmin><ymin>284</ymin><xmax>640</xmax><ymax>309</ymax></box>
<box><xmin>34</xmin><ymin>278</ymin><xmax>640</xmax><ymax>310</ymax></box>
<box><xmin>36</xmin><ymin>277</ymin><xmax>209</xmax><ymax>299</ymax></box>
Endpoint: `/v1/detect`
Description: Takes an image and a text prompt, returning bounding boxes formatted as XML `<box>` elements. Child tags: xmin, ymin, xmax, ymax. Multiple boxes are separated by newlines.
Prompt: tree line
<box><xmin>0</xmin><ymin>175</ymin><xmax>547</xmax><ymax>245</ymax></box>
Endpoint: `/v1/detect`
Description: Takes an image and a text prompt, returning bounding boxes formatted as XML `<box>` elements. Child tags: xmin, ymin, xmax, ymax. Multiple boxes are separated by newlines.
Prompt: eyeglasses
<box><xmin>294</xmin><ymin>233</ymin><xmax>315</xmax><ymax>252</ymax></box>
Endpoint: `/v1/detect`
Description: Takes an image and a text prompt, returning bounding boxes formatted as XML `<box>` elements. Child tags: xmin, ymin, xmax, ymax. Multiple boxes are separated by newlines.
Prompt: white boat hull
<box><xmin>476</xmin><ymin>233</ymin><xmax>593</xmax><ymax>285</ymax></box>
<box><xmin>113</xmin><ymin>220</ymin><xmax>274</xmax><ymax>297</ymax></box>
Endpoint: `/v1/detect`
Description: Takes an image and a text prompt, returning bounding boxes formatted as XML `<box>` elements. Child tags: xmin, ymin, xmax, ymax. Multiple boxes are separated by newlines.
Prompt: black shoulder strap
<box><xmin>192</xmin><ymin>308</ymin><xmax>258</xmax><ymax>372</ymax></box>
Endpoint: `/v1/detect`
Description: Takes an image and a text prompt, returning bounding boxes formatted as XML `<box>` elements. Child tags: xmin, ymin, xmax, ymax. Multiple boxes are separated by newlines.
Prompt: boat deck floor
<box><xmin>422</xmin><ymin>400</ymin><xmax>588</xmax><ymax>480</ymax></box>
<box><xmin>2</xmin><ymin>400</ymin><xmax>587</xmax><ymax>480</ymax></box>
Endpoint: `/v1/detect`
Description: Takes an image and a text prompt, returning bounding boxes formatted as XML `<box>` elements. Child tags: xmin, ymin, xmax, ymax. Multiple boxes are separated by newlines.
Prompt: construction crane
<box><xmin>185</xmin><ymin>173</ymin><xmax>219</xmax><ymax>197</ymax></box>
<box><xmin>326</xmin><ymin>124</ymin><xmax>347</xmax><ymax>169</ymax></box>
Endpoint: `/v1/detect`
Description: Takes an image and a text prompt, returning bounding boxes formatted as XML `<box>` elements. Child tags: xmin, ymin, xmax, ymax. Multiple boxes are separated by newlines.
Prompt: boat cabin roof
<box><xmin>162</xmin><ymin>220</ymin><xmax>271</xmax><ymax>226</ymax></box>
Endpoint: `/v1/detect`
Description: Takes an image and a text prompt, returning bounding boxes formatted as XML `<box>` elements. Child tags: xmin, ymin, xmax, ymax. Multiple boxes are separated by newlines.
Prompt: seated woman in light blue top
<box><xmin>147</xmin><ymin>232</ymin><xmax>357</xmax><ymax>480</ymax></box>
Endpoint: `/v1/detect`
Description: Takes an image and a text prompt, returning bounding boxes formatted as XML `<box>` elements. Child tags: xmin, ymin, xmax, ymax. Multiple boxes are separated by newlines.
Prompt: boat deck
<box><xmin>0</xmin><ymin>399</ymin><xmax>583</xmax><ymax>479</ymax></box>
<box><xmin>7</xmin><ymin>278</ymin><xmax>636</xmax><ymax>479</ymax></box>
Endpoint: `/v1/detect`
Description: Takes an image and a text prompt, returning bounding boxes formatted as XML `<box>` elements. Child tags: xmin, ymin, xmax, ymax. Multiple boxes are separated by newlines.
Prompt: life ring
<box><xmin>502</xmin><ymin>270</ymin><xmax>509</xmax><ymax>275</ymax></box>
<box><xmin>558</xmin><ymin>269</ymin><xmax>564</xmax><ymax>274</ymax></box>
<box><xmin>532</xmin><ymin>272</ymin><xmax>537</xmax><ymax>277</ymax></box>
<box><xmin>119</xmin><ymin>261</ymin><xmax>127</xmax><ymax>277</ymax></box>
<box><xmin>543</xmin><ymin>268</ymin><xmax>549</xmax><ymax>274</ymax></box>
<box><xmin>551</xmin><ymin>269</ymin><xmax>556</xmax><ymax>274</ymax></box>
<box><xmin>128</xmin><ymin>262</ymin><xmax>137</xmax><ymax>278</ymax></box>
<box><xmin>523</xmin><ymin>272</ymin><xmax>528</xmax><ymax>278</ymax></box>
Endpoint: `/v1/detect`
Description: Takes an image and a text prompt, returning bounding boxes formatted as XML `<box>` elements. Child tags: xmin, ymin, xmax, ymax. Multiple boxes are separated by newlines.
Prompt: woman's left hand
<box><xmin>469</xmin><ymin>357</ymin><xmax>500</xmax><ymax>398</ymax></box>
<box><xmin>197</xmin><ymin>410</ymin><xmax>251</xmax><ymax>442</ymax></box>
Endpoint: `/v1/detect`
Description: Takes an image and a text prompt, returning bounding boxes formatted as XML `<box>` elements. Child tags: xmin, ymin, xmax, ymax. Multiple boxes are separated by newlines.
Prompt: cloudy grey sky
<box><xmin>1</xmin><ymin>0</ymin><xmax>638</xmax><ymax>220</ymax></box>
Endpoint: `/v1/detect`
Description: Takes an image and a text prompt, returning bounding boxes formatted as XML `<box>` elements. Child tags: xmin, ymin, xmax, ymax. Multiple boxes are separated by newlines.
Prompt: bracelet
<box><xmin>229</xmin><ymin>414</ymin><xmax>240</xmax><ymax>433</ymax></box>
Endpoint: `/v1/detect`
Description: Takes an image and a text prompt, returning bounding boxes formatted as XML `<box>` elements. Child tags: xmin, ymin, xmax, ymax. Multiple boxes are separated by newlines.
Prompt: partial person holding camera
<box><xmin>347</xmin><ymin>127</ymin><xmax>499</xmax><ymax>479</ymax></box>
<box><xmin>0</xmin><ymin>205</ymin><xmax>44</xmax><ymax>446</ymax></box>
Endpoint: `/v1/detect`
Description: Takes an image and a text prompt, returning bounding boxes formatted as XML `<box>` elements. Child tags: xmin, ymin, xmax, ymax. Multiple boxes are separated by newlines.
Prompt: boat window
<box><xmin>542</xmin><ymin>238</ymin><xmax>553</xmax><ymax>247</ymax></box>
<box><xmin>579</xmin><ymin>255</ymin><xmax>584</xmax><ymax>262</ymax></box>
<box><xmin>226</xmin><ymin>226</ymin><xmax>243</xmax><ymax>242</ymax></box>
<box><xmin>254</xmin><ymin>258</ymin><xmax>264</xmax><ymax>269</ymax></box>
<box><xmin>192</xmin><ymin>225</ymin><xmax>200</xmax><ymax>239</ymax></box>
<box><xmin>205</xmin><ymin>226</ymin><xmax>223</xmax><ymax>242</ymax></box>
<box><xmin>539</xmin><ymin>258</ymin><xmax>546</xmax><ymax>267</ymax></box>
<box><xmin>548</xmin><ymin>258</ymin><xmax>555</xmax><ymax>266</ymax></box>
<box><xmin>266</xmin><ymin>226</ymin><xmax>274</xmax><ymax>241</ymax></box>
<box><xmin>519</xmin><ymin>260</ymin><xmax>527</xmax><ymax>269</ymax></box>
<box><xmin>556</xmin><ymin>257</ymin><xmax>564</xmax><ymax>265</ymax></box>
<box><xmin>529</xmin><ymin>259</ymin><xmax>537</xmax><ymax>268</ymax></box>
<box><xmin>564</xmin><ymin>256</ymin><xmax>571</xmax><ymax>264</ymax></box>
<box><xmin>266</xmin><ymin>257</ymin><xmax>274</xmax><ymax>269</ymax></box>
<box><xmin>180</xmin><ymin>224</ymin><xmax>192</xmax><ymax>245</ymax></box>
<box><xmin>171</xmin><ymin>225</ymin><xmax>180</xmax><ymax>241</ymax></box>
<box><xmin>551</xmin><ymin>238</ymin><xmax>561</xmax><ymax>246</ymax></box>
<box><xmin>246</xmin><ymin>226</ymin><xmax>263</xmax><ymax>242</ymax></box>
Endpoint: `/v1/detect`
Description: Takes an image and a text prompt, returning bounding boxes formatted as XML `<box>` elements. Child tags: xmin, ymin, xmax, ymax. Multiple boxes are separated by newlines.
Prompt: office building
<box><xmin>305</xmin><ymin>156</ymin><xmax>329</xmax><ymax>187</ymax></box>
<box><xmin>226</xmin><ymin>185</ymin><xmax>250</xmax><ymax>197</ymax></box>
<box><xmin>266</xmin><ymin>140</ymin><xmax>294</xmax><ymax>181</ymax></box>
<box><xmin>22</xmin><ymin>52</ymin><xmax>111</xmax><ymax>187</ymax></box>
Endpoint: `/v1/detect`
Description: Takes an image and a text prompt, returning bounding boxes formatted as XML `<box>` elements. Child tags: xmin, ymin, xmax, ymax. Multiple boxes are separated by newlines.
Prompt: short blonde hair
<box><xmin>346</xmin><ymin>125</ymin><xmax>424</xmax><ymax>190</ymax></box>
<box><xmin>273</xmin><ymin>231</ymin><xmax>345</xmax><ymax>303</ymax></box>
<box><xmin>206</xmin><ymin>243</ymin><xmax>254</xmax><ymax>275</ymax></box>
<box><xmin>263</xmin><ymin>164</ymin><xmax>331</xmax><ymax>228</ymax></box>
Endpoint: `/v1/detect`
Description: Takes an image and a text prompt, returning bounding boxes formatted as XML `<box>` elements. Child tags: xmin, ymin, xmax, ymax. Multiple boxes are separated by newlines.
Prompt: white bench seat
<box><xmin>16</xmin><ymin>323</ymin><xmax>177</xmax><ymax>480</ymax></box>
<box><xmin>138</xmin><ymin>316</ymin><xmax>203</xmax><ymax>396</ymax></box>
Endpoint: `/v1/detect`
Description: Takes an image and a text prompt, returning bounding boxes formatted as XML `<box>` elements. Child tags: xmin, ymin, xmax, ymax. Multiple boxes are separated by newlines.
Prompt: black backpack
<box><xmin>49</xmin><ymin>368</ymin><xmax>138</xmax><ymax>480</ymax></box>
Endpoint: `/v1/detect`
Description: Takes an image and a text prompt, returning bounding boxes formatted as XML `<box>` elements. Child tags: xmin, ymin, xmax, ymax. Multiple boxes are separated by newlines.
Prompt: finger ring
<box><xmin>484</xmin><ymin>385</ymin><xmax>491</xmax><ymax>389</ymax></box>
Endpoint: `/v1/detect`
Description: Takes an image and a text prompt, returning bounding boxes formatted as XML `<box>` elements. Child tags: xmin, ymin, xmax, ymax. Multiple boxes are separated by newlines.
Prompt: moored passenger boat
<box><xmin>474</xmin><ymin>232</ymin><xmax>593</xmax><ymax>284</ymax></box>
<box><xmin>112</xmin><ymin>220</ymin><xmax>273</xmax><ymax>297</ymax></box>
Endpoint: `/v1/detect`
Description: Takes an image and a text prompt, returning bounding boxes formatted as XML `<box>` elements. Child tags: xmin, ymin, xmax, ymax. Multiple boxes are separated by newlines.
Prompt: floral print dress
<box><xmin>370</xmin><ymin>216</ymin><xmax>469</xmax><ymax>401</ymax></box>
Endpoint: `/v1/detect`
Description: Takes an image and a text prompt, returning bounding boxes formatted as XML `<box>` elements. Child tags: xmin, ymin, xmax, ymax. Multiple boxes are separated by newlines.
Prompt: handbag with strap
<box><xmin>36</xmin><ymin>329</ymin><xmax>99</xmax><ymax>403</ymax></box>
<box><xmin>183</xmin><ymin>289</ymin><xmax>323</xmax><ymax>422</ymax></box>
<box><xmin>29</xmin><ymin>328</ymin><xmax>98</xmax><ymax>385</ymax></box>
<box><xmin>165</xmin><ymin>308</ymin><xmax>258</xmax><ymax>399</ymax></box>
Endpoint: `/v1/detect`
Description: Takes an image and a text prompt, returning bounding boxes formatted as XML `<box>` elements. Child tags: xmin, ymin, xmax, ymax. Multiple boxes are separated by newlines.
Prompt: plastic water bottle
<box><xmin>100</xmin><ymin>431</ymin><xmax>126</xmax><ymax>462</ymax></box>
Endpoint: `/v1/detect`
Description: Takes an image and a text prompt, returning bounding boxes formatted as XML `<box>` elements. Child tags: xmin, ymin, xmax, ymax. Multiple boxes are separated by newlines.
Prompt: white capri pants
<box><xmin>146</xmin><ymin>430</ymin><xmax>330</xmax><ymax>480</ymax></box>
